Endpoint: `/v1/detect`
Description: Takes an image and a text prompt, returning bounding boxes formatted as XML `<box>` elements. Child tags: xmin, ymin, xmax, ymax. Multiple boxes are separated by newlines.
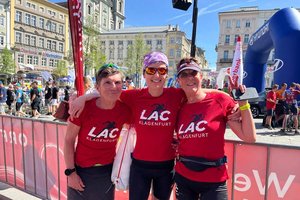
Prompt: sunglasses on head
<box><xmin>98</xmin><ymin>63</ymin><xmax>119</xmax><ymax>72</ymax></box>
<box><xmin>178</xmin><ymin>70</ymin><xmax>199</xmax><ymax>78</ymax></box>
<box><xmin>145</xmin><ymin>67</ymin><xmax>168</xmax><ymax>75</ymax></box>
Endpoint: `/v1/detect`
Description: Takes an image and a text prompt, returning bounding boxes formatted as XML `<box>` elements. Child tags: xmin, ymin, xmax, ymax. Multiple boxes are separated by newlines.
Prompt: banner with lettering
<box><xmin>67</xmin><ymin>0</ymin><xmax>84</xmax><ymax>96</ymax></box>
<box><xmin>230</xmin><ymin>36</ymin><xmax>243</xmax><ymax>85</ymax></box>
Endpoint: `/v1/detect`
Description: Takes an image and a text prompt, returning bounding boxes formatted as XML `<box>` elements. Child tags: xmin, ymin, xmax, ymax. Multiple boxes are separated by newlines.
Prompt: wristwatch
<box><xmin>64</xmin><ymin>168</ymin><xmax>76</xmax><ymax>176</ymax></box>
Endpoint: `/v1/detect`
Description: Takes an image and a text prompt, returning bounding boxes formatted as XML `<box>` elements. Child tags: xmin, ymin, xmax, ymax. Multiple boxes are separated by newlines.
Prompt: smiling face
<box><xmin>178</xmin><ymin>69</ymin><xmax>203</xmax><ymax>97</ymax></box>
<box><xmin>143</xmin><ymin>62</ymin><xmax>168</xmax><ymax>89</ymax></box>
<box><xmin>96</xmin><ymin>73</ymin><xmax>123</xmax><ymax>102</ymax></box>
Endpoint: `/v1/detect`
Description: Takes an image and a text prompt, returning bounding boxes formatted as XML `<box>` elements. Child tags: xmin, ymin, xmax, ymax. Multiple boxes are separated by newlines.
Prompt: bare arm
<box><xmin>227</xmin><ymin>100</ymin><xmax>256</xmax><ymax>143</ymax></box>
<box><xmin>64</xmin><ymin>122</ymin><xmax>85</xmax><ymax>191</ymax></box>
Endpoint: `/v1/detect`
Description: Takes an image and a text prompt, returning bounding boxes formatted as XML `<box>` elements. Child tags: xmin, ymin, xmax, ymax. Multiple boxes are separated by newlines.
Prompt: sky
<box><xmin>52</xmin><ymin>0</ymin><xmax>300</xmax><ymax>70</ymax></box>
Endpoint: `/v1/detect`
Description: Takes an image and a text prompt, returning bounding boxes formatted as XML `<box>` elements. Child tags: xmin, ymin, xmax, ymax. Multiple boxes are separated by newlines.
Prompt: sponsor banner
<box><xmin>230</xmin><ymin>36</ymin><xmax>244</xmax><ymax>85</ymax></box>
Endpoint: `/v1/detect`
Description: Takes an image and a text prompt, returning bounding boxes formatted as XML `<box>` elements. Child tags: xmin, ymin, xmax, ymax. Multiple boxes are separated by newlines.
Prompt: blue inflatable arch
<box><xmin>244</xmin><ymin>7</ymin><xmax>300</xmax><ymax>93</ymax></box>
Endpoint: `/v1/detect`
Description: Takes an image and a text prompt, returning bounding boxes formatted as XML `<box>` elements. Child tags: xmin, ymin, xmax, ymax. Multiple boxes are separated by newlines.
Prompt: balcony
<box><xmin>219</xmin><ymin>58</ymin><xmax>233</xmax><ymax>63</ymax></box>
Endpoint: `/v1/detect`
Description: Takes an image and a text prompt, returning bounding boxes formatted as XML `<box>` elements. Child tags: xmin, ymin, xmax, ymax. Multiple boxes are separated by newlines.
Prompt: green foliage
<box><xmin>125</xmin><ymin>34</ymin><xmax>150</xmax><ymax>87</ymax></box>
<box><xmin>0</xmin><ymin>47</ymin><xmax>16</xmax><ymax>74</ymax></box>
<box><xmin>52</xmin><ymin>60</ymin><xmax>68</xmax><ymax>77</ymax></box>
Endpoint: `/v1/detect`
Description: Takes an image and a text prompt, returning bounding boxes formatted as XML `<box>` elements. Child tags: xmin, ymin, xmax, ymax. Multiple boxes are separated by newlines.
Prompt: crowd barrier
<box><xmin>0</xmin><ymin>115</ymin><xmax>300</xmax><ymax>200</ymax></box>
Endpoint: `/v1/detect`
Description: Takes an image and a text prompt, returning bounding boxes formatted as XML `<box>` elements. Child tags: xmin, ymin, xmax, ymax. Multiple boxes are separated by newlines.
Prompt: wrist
<box><xmin>239</xmin><ymin>103</ymin><xmax>250</xmax><ymax>111</ymax></box>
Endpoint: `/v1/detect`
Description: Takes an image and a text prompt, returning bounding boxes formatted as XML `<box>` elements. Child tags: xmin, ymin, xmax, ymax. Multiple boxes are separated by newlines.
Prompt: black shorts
<box><xmin>31</xmin><ymin>100</ymin><xmax>40</xmax><ymax>110</ymax></box>
<box><xmin>286</xmin><ymin>104</ymin><xmax>298</xmax><ymax>115</ymax></box>
<box><xmin>129</xmin><ymin>158</ymin><xmax>175</xmax><ymax>200</ymax></box>
<box><xmin>175</xmin><ymin>173</ymin><xmax>228</xmax><ymax>200</ymax></box>
<box><xmin>16</xmin><ymin>102</ymin><xmax>23</xmax><ymax>111</ymax></box>
<box><xmin>67</xmin><ymin>164</ymin><xmax>114</xmax><ymax>200</ymax></box>
<box><xmin>266</xmin><ymin>109</ymin><xmax>274</xmax><ymax>116</ymax></box>
<box><xmin>6</xmin><ymin>101</ymin><xmax>13</xmax><ymax>109</ymax></box>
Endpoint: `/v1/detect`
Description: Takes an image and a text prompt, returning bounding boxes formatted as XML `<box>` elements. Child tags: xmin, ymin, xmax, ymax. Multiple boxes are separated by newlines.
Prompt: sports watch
<box><xmin>64</xmin><ymin>168</ymin><xmax>76</xmax><ymax>176</ymax></box>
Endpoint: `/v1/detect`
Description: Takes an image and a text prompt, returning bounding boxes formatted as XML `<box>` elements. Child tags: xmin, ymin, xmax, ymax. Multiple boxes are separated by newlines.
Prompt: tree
<box><xmin>0</xmin><ymin>46</ymin><xmax>16</xmax><ymax>74</ymax></box>
<box><xmin>83</xmin><ymin>16</ymin><xmax>106</xmax><ymax>75</ymax></box>
<box><xmin>52</xmin><ymin>60</ymin><xmax>68</xmax><ymax>78</ymax></box>
<box><xmin>125</xmin><ymin>34</ymin><xmax>150</xmax><ymax>87</ymax></box>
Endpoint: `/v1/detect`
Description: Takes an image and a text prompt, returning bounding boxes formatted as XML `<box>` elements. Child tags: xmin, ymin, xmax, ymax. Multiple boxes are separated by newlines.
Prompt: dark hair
<box><xmin>291</xmin><ymin>82</ymin><xmax>296</xmax><ymax>87</ymax></box>
<box><xmin>272</xmin><ymin>84</ymin><xmax>279</xmax><ymax>89</ymax></box>
<box><xmin>96</xmin><ymin>67</ymin><xmax>123</xmax><ymax>84</ymax></box>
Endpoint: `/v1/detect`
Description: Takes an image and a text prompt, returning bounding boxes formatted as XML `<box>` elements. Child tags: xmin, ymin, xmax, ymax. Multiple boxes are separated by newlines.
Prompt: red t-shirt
<box><xmin>70</xmin><ymin>99</ymin><xmax>131</xmax><ymax>167</ymax></box>
<box><xmin>120</xmin><ymin>88</ymin><xmax>185</xmax><ymax>161</ymax></box>
<box><xmin>175</xmin><ymin>93</ymin><xmax>236</xmax><ymax>183</ymax></box>
<box><xmin>266</xmin><ymin>90</ymin><xmax>277</xmax><ymax>110</ymax></box>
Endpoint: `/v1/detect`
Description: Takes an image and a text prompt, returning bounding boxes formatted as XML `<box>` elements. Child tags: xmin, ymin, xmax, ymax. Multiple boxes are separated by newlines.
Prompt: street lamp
<box><xmin>172</xmin><ymin>0</ymin><xmax>198</xmax><ymax>57</ymax></box>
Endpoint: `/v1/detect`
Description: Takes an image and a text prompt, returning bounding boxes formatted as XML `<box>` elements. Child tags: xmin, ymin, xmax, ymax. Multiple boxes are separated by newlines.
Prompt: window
<box><xmin>40</xmin><ymin>7</ymin><xmax>44</xmax><ymax>13</ymax></box>
<box><xmin>51</xmin><ymin>22</ymin><xmax>56</xmax><ymax>32</ymax></box>
<box><xmin>59</xmin><ymin>14</ymin><xmax>64</xmax><ymax>20</ymax></box>
<box><xmin>110</xmin><ymin>23</ymin><xmax>114</xmax><ymax>29</ymax></box>
<box><xmin>157</xmin><ymin>40</ymin><xmax>162</xmax><ymax>45</ymax></box>
<box><xmin>236</xmin><ymin>20</ymin><xmax>240</xmax><ymax>28</ymax></box>
<box><xmin>127</xmin><ymin>40</ymin><xmax>132</xmax><ymax>45</ymax></box>
<box><xmin>54</xmin><ymin>60</ymin><xmax>58</xmax><ymax>67</ymax></box>
<box><xmin>0</xmin><ymin>36</ymin><xmax>4</xmax><ymax>45</ymax></box>
<box><xmin>39</xmin><ymin>38</ymin><xmax>44</xmax><ymax>48</ymax></box>
<box><xmin>16</xmin><ymin>11</ymin><xmax>22</xmax><ymax>22</ymax></box>
<box><xmin>52</xmin><ymin>41</ymin><xmax>56</xmax><ymax>51</ymax></box>
<box><xmin>26</xmin><ymin>2</ymin><xmax>31</xmax><ymax>8</ymax></box>
<box><xmin>109</xmin><ymin>41</ymin><xmax>114</xmax><ymax>45</ymax></box>
<box><xmin>16</xmin><ymin>0</ymin><xmax>21</xmax><ymax>4</ymax></box>
<box><xmin>170</xmin><ymin>37</ymin><xmax>175</xmax><ymax>44</ymax></box>
<box><xmin>15</xmin><ymin>32</ymin><xmax>22</xmax><ymax>43</ymax></box>
<box><xmin>146</xmin><ymin>40</ymin><xmax>152</xmax><ymax>45</ymax></box>
<box><xmin>226</xmin><ymin>20</ymin><xmax>231</xmax><ymax>28</ymax></box>
<box><xmin>223</xmin><ymin>50</ymin><xmax>229</xmax><ymax>59</ymax></box>
<box><xmin>118</xmin><ymin>1</ymin><xmax>122</xmax><ymax>12</ymax></box>
<box><xmin>27</xmin><ymin>55</ymin><xmax>33</xmax><ymax>64</ymax></box>
<box><xmin>246</xmin><ymin>20</ymin><xmax>251</xmax><ymax>28</ymax></box>
<box><xmin>109</xmin><ymin>50</ymin><xmax>114</xmax><ymax>59</ymax></box>
<box><xmin>31</xmin><ymin>15</ymin><xmax>36</xmax><ymax>26</ymax></box>
<box><xmin>31</xmin><ymin>4</ymin><xmax>36</xmax><ymax>10</ymax></box>
<box><xmin>42</xmin><ymin>58</ymin><xmax>47</xmax><ymax>66</ymax></box>
<box><xmin>117</xmin><ymin>49</ymin><xmax>123</xmax><ymax>59</ymax></box>
<box><xmin>88</xmin><ymin>5</ymin><xmax>91</xmax><ymax>14</ymax></box>
<box><xmin>49</xmin><ymin>59</ymin><xmax>54</xmax><ymax>67</ymax></box>
<box><xmin>169</xmin><ymin>49</ymin><xmax>174</xmax><ymax>57</ymax></box>
<box><xmin>59</xmin><ymin>43</ymin><xmax>63</xmax><ymax>52</ymax></box>
<box><xmin>118</xmin><ymin>22</ymin><xmax>122</xmax><ymax>29</ymax></box>
<box><xmin>25</xmin><ymin>34</ymin><xmax>30</xmax><ymax>45</ymax></box>
<box><xmin>47</xmin><ymin>40</ymin><xmax>51</xmax><ymax>49</ymax></box>
<box><xmin>39</xmin><ymin>18</ymin><xmax>44</xmax><ymax>29</ymax></box>
<box><xmin>18</xmin><ymin>54</ymin><xmax>24</xmax><ymax>63</ymax></box>
<box><xmin>234</xmin><ymin>35</ymin><xmax>239</xmax><ymax>44</ymax></box>
<box><xmin>118</xmin><ymin>41</ymin><xmax>123</xmax><ymax>45</ymax></box>
<box><xmin>33</xmin><ymin>56</ymin><xmax>38</xmax><ymax>65</ymax></box>
<box><xmin>59</xmin><ymin>25</ymin><xmax>63</xmax><ymax>34</ymax></box>
<box><xmin>176</xmin><ymin>49</ymin><xmax>181</xmax><ymax>58</ymax></box>
<box><xmin>30</xmin><ymin>36</ymin><xmax>36</xmax><ymax>46</ymax></box>
<box><xmin>101</xmin><ymin>41</ymin><xmax>105</xmax><ymax>46</ymax></box>
<box><xmin>0</xmin><ymin>17</ymin><xmax>4</xmax><ymax>26</ymax></box>
<box><xmin>244</xmin><ymin>34</ymin><xmax>249</xmax><ymax>43</ymax></box>
<box><xmin>25</xmin><ymin>14</ymin><xmax>30</xmax><ymax>25</ymax></box>
<box><xmin>225</xmin><ymin>35</ymin><xmax>230</xmax><ymax>44</ymax></box>
<box><xmin>46</xmin><ymin>21</ymin><xmax>51</xmax><ymax>31</ymax></box>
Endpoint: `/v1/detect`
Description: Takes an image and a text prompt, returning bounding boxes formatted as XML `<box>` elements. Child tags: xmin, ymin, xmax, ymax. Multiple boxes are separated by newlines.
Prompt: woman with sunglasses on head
<box><xmin>64</xmin><ymin>64</ymin><xmax>131</xmax><ymax>200</ymax></box>
<box><xmin>174</xmin><ymin>57</ymin><xmax>256</xmax><ymax>200</ymax></box>
<box><xmin>69</xmin><ymin>52</ymin><xmax>239</xmax><ymax>200</ymax></box>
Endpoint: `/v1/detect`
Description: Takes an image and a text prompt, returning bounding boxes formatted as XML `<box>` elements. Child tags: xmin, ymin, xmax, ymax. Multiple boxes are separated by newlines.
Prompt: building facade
<box><xmin>0</xmin><ymin>0</ymin><xmax>10</xmax><ymax>51</ymax></box>
<box><xmin>99</xmin><ymin>25</ymin><xmax>207</xmax><ymax>78</ymax></box>
<box><xmin>10</xmin><ymin>0</ymin><xmax>69</xmax><ymax>73</ymax></box>
<box><xmin>216</xmin><ymin>7</ymin><xmax>278</xmax><ymax>72</ymax></box>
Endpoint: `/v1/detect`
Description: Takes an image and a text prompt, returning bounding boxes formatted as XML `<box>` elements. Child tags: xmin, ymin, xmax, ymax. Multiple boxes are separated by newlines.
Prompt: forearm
<box><xmin>64</xmin><ymin>138</ymin><xmax>76</xmax><ymax>169</ymax></box>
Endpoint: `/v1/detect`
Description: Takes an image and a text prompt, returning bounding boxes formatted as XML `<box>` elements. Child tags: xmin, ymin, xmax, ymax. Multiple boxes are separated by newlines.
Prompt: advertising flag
<box><xmin>67</xmin><ymin>0</ymin><xmax>84</xmax><ymax>96</ymax></box>
<box><xmin>230</xmin><ymin>36</ymin><xmax>243</xmax><ymax>85</ymax></box>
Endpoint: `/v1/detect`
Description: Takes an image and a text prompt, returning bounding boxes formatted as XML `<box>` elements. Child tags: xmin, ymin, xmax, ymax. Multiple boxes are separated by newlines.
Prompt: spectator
<box><xmin>0</xmin><ymin>81</ymin><xmax>7</xmax><ymax>115</ymax></box>
<box><xmin>30</xmin><ymin>81</ymin><xmax>41</xmax><ymax>118</ymax></box>
<box><xmin>15</xmin><ymin>83</ymin><xmax>27</xmax><ymax>117</ymax></box>
<box><xmin>51</xmin><ymin>81</ymin><xmax>59</xmax><ymax>115</ymax></box>
<box><xmin>265</xmin><ymin>84</ymin><xmax>279</xmax><ymax>130</ymax></box>
<box><xmin>44</xmin><ymin>81</ymin><xmax>52</xmax><ymax>115</ymax></box>
<box><xmin>6</xmin><ymin>84</ymin><xmax>15</xmax><ymax>115</ymax></box>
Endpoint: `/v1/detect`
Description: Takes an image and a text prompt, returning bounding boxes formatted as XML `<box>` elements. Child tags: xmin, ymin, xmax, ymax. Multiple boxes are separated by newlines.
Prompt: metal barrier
<box><xmin>0</xmin><ymin>115</ymin><xmax>300</xmax><ymax>200</ymax></box>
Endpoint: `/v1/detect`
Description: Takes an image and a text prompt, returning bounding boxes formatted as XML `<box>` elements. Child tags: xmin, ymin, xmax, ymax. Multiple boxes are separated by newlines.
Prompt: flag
<box><xmin>68</xmin><ymin>0</ymin><xmax>84</xmax><ymax>96</ymax></box>
<box><xmin>230</xmin><ymin>36</ymin><xmax>243</xmax><ymax>85</ymax></box>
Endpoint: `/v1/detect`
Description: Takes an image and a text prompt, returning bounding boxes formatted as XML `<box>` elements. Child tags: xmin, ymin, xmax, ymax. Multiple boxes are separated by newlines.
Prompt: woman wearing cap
<box><xmin>69</xmin><ymin>52</ymin><xmax>237</xmax><ymax>200</ymax></box>
<box><xmin>174</xmin><ymin>57</ymin><xmax>256</xmax><ymax>200</ymax></box>
<box><xmin>64</xmin><ymin>64</ymin><xmax>131</xmax><ymax>200</ymax></box>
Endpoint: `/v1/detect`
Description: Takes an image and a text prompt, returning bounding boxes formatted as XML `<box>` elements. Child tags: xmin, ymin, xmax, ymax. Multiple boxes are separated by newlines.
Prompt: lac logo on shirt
<box><xmin>139</xmin><ymin>104</ymin><xmax>172</xmax><ymax>127</ymax></box>
<box><xmin>87</xmin><ymin>121</ymin><xmax>119</xmax><ymax>142</ymax></box>
<box><xmin>178</xmin><ymin>113</ymin><xmax>209</xmax><ymax>139</ymax></box>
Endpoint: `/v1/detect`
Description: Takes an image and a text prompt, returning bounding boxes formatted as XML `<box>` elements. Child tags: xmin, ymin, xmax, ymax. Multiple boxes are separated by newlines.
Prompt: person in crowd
<box><xmin>44</xmin><ymin>81</ymin><xmax>52</xmax><ymax>115</ymax></box>
<box><xmin>125</xmin><ymin>76</ymin><xmax>135</xmax><ymax>90</ymax></box>
<box><xmin>83</xmin><ymin>76</ymin><xmax>94</xmax><ymax>94</ymax></box>
<box><xmin>69</xmin><ymin>52</ymin><xmax>240</xmax><ymax>200</ymax></box>
<box><xmin>30</xmin><ymin>81</ymin><xmax>41</xmax><ymax>118</ymax></box>
<box><xmin>0</xmin><ymin>81</ymin><xmax>7</xmax><ymax>115</ymax></box>
<box><xmin>274</xmin><ymin>83</ymin><xmax>287</xmax><ymax>126</ymax></box>
<box><xmin>64</xmin><ymin>85</ymin><xmax>71</xmax><ymax>102</ymax></box>
<box><xmin>15</xmin><ymin>83</ymin><xmax>27</xmax><ymax>117</ymax></box>
<box><xmin>265</xmin><ymin>84</ymin><xmax>279</xmax><ymax>130</ymax></box>
<box><xmin>174</xmin><ymin>57</ymin><xmax>256</xmax><ymax>200</ymax></box>
<box><xmin>281</xmin><ymin>82</ymin><xmax>300</xmax><ymax>134</ymax></box>
<box><xmin>51</xmin><ymin>81</ymin><xmax>59</xmax><ymax>115</ymax></box>
<box><xmin>64</xmin><ymin>63</ymin><xmax>131</xmax><ymax>200</ymax></box>
<box><xmin>6</xmin><ymin>84</ymin><xmax>15</xmax><ymax>115</ymax></box>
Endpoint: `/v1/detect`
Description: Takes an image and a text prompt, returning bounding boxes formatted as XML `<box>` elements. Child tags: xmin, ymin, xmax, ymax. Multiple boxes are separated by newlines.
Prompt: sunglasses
<box><xmin>178</xmin><ymin>70</ymin><xmax>199</xmax><ymax>78</ymax></box>
<box><xmin>145</xmin><ymin>67</ymin><xmax>168</xmax><ymax>75</ymax></box>
<box><xmin>98</xmin><ymin>63</ymin><xmax>119</xmax><ymax>72</ymax></box>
